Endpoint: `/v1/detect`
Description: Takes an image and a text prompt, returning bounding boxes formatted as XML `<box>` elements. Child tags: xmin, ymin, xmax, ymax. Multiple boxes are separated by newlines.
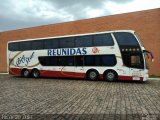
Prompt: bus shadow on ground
<box><xmin>10</xmin><ymin>75</ymin><xmax>148</xmax><ymax>84</ymax></box>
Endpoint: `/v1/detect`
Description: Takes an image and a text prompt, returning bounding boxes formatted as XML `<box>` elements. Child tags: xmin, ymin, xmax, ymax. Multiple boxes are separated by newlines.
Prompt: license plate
<box><xmin>133</xmin><ymin>77</ymin><xmax>140</xmax><ymax>80</ymax></box>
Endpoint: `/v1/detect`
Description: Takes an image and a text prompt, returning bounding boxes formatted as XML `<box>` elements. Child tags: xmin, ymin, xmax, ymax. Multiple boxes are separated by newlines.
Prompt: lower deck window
<box><xmin>102</xmin><ymin>55</ymin><xmax>117</xmax><ymax>66</ymax></box>
<box><xmin>84</xmin><ymin>56</ymin><xmax>94</xmax><ymax>66</ymax></box>
<box><xmin>38</xmin><ymin>55</ymin><xmax>117</xmax><ymax>66</ymax></box>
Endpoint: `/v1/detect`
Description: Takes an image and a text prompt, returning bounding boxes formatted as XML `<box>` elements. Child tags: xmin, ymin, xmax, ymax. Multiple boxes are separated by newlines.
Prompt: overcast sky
<box><xmin>0</xmin><ymin>0</ymin><xmax>159</xmax><ymax>32</ymax></box>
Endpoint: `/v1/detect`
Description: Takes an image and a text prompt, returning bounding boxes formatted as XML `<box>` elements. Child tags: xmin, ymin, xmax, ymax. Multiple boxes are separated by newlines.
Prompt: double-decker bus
<box><xmin>7</xmin><ymin>30</ymin><xmax>153</xmax><ymax>81</ymax></box>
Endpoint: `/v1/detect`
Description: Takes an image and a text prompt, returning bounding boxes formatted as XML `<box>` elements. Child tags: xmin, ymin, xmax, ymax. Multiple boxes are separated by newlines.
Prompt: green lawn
<box><xmin>149</xmin><ymin>75</ymin><xmax>160</xmax><ymax>78</ymax></box>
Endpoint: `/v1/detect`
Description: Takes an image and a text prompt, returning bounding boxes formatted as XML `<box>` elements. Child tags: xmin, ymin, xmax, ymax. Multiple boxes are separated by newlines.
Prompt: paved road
<box><xmin>0</xmin><ymin>74</ymin><xmax>160</xmax><ymax>120</ymax></box>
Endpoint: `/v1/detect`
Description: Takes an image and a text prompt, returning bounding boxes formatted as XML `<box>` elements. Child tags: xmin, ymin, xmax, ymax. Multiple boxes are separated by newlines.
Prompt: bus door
<box><xmin>121</xmin><ymin>53</ymin><xmax>130</xmax><ymax>76</ymax></box>
<box><xmin>74</xmin><ymin>56</ymin><xmax>85</xmax><ymax>78</ymax></box>
<box><xmin>129</xmin><ymin>53</ymin><xmax>144</xmax><ymax>80</ymax></box>
<box><xmin>122</xmin><ymin>53</ymin><xmax>144</xmax><ymax>80</ymax></box>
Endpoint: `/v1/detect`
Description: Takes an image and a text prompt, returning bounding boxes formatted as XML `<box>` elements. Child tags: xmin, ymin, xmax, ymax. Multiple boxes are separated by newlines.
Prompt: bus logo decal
<box><xmin>16</xmin><ymin>52</ymin><xmax>35</xmax><ymax>66</ymax></box>
<box><xmin>48</xmin><ymin>48</ymin><xmax>87</xmax><ymax>56</ymax></box>
<box><xmin>92</xmin><ymin>47</ymin><xmax>99</xmax><ymax>54</ymax></box>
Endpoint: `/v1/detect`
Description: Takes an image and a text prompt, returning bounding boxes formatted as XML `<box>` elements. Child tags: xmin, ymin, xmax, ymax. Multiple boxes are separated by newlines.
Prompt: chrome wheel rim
<box><xmin>89</xmin><ymin>71</ymin><xmax>97</xmax><ymax>79</ymax></box>
<box><xmin>107</xmin><ymin>72</ymin><xmax>115</xmax><ymax>81</ymax></box>
<box><xmin>33</xmin><ymin>71</ymin><xmax>39</xmax><ymax>78</ymax></box>
<box><xmin>24</xmin><ymin>70</ymin><xmax>29</xmax><ymax>77</ymax></box>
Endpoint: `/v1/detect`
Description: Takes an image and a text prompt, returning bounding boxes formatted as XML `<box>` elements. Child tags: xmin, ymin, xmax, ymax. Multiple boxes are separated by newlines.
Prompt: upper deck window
<box><xmin>31</xmin><ymin>40</ymin><xmax>44</xmax><ymax>50</ymax></box>
<box><xmin>8</xmin><ymin>42</ymin><xmax>19</xmax><ymax>51</ymax></box>
<box><xmin>75</xmin><ymin>35</ymin><xmax>92</xmax><ymax>47</ymax></box>
<box><xmin>44</xmin><ymin>39</ymin><xmax>59</xmax><ymax>49</ymax></box>
<box><xmin>59</xmin><ymin>37</ymin><xmax>75</xmax><ymax>48</ymax></box>
<box><xmin>114</xmin><ymin>32</ymin><xmax>139</xmax><ymax>46</ymax></box>
<box><xmin>19</xmin><ymin>41</ymin><xmax>31</xmax><ymax>51</ymax></box>
<box><xmin>93</xmin><ymin>33</ymin><xmax>114</xmax><ymax>46</ymax></box>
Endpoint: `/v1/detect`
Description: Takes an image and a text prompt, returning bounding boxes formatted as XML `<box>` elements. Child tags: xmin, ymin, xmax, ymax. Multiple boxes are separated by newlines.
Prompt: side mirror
<box><xmin>143</xmin><ymin>50</ymin><xmax>154</xmax><ymax>62</ymax></box>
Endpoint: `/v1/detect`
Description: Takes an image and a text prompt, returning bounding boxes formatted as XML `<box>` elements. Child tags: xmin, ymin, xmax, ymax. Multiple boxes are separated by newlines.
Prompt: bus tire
<box><xmin>104</xmin><ymin>70</ymin><xmax>117</xmax><ymax>82</ymax></box>
<box><xmin>21</xmin><ymin>69</ymin><xmax>30</xmax><ymax>78</ymax></box>
<box><xmin>87</xmin><ymin>69</ymin><xmax>99</xmax><ymax>80</ymax></box>
<box><xmin>32</xmin><ymin>69</ymin><xmax>40</xmax><ymax>78</ymax></box>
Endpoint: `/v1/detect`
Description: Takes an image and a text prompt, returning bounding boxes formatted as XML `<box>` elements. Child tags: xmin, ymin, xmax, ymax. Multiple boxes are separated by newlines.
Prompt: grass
<box><xmin>149</xmin><ymin>75</ymin><xmax>160</xmax><ymax>78</ymax></box>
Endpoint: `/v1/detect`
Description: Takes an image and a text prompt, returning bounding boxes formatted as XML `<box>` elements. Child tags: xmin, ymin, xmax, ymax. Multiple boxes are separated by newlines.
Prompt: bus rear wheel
<box><xmin>87</xmin><ymin>70</ymin><xmax>99</xmax><ymax>80</ymax></box>
<box><xmin>104</xmin><ymin>70</ymin><xmax>117</xmax><ymax>82</ymax></box>
<box><xmin>32</xmin><ymin>69</ymin><xmax>40</xmax><ymax>78</ymax></box>
<box><xmin>22</xmin><ymin>69</ymin><xmax>30</xmax><ymax>78</ymax></box>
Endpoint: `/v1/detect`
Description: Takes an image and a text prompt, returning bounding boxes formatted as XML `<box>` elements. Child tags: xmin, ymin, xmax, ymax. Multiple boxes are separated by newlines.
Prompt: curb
<box><xmin>0</xmin><ymin>73</ymin><xmax>8</xmax><ymax>75</ymax></box>
<box><xmin>148</xmin><ymin>78</ymin><xmax>160</xmax><ymax>80</ymax></box>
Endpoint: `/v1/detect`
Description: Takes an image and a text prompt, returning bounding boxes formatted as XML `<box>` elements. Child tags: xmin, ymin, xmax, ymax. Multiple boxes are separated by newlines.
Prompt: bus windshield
<box><xmin>114</xmin><ymin>32</ymin><xmax>139</xmax><ymax>46</ymax></box>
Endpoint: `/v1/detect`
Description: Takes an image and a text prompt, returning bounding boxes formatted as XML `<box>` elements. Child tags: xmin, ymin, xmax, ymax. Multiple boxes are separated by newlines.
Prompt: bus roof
<box><xmin>8</xmin><ymin>30</ymin><xmax>135</xmax><ymax>44</ymax></box>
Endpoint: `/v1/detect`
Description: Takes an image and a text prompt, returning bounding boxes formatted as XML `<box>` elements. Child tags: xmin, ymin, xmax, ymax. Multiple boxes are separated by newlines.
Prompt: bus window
<box><xmin>65</xmin><ymin>56</ymin><xmax>74</xmax><ymax>66</ymax></box>
<box><xmin>32</xmin><ymin>40</ymin><xmax>44</xmax><ymax>50</ymax></box>
<box><xmin>84</xmin><ymin>56</ymin><xmax>94</xmax><ymax>66</ymax></box>
<box><xmin>8</xmin><ymin>42</ymin><xmax>19</xmax><ymax>51</ymax></box>
<box><xmin>57</xmin><ymin>57</ymin><xmax>65</xmax><ymax>66</ymax></box>
<box><xmin>122</xmin><ymin>54</ymin><xmax>130</xmax><ymax>67</ymax></box>
<box><xmin>130</xmin><ymin>54</ymin><xmax>144</xmax><ymax>69</ymax></box>
<box><xmin>93</xmin><ymin>33</ymin><xmax>114</xmax><ymax>46</ymax></box>
<box><xmin>38</xmin><ymin>57</ymin><xmax>45</xmax><ymax>66</ymax></box>
<box><xmin>49</xmin><ymin>57</ymin><xmax>58</xmax><ymax>66</ymax></box>
<box><xmin>44</xmin><ymin>39</ymin><xmax>59</xmax><ymax>49</ymax></box>
<box><xmin>75</xmin><ymin>56</ymin><xmax>84</xmax><ymax>66</ymax></box>
<box><xmin>75</xmin><ymin>35</ymin><xmax>92</xmax><ymax>47</ymax></box>
<box><xmin>59</xmin><ymin>37</ymin><xmax>75</xmax><ymax>48</ymax></box>
<box><xmin>131</xmin><ymin>55</ymin><xmax>141</xmax><ymax>66</ymax></box>
<box><xmin>55</xmin><ymin>56</ymin><xmax>75</xmax><ymax>66</ymax></box>
<box><xmin>114</xmin><ymin>32</ymin><xmax>139</xmax><ymax>46</ymax></box>
<box><xmin>19</xmin><ymin>41</ymin><xmax>31</xmax><ymax>51</ymax></box>
<box><xmin>38</xmin><ymin>56</ymin><xmax>58</xmax><ymax>66</ymax></box>
<box><xmin>95</xmin><ymin>56</ymin><xmax>101</xmax><ymax>66</ymax></box>
<box><xmin>102</xmin><ymin>55</ymin><xmax>117</xmax><ymax>66</ymax></box>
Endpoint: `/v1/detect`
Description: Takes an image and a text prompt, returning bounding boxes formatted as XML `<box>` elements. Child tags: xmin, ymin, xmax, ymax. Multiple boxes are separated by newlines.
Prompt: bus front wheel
<box><xmin>104</xmin><ymin>70</ymin><xmax>117</xmax><ymax>82</ymax></box>
<box><xmin>32</xmin><ymin>69</ymin><xmax>40</xmax><ymax>78</ymax></box>
<box><xmin>21</xmin><ymin>69</ymin><xmax>30</xmax><ymax>78</ymax></box>
<box><xmin>87</xmin><ymin>70</ymin><xmax>99</xmax><ymax>80</ymax></box>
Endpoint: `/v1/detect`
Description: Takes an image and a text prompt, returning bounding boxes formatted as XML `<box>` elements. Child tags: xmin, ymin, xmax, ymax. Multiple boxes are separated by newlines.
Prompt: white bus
<box><xmin>7</xmin><ymin>30</ymin><xmax>153</xmax><ymax>81</ymax></box>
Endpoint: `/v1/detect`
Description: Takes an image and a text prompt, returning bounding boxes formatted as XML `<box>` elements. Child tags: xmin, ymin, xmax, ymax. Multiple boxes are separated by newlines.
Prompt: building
<box><xmin>0</xmin><ymin>8</ymin><xmax>159</xmax><ymax>76</ymax></box>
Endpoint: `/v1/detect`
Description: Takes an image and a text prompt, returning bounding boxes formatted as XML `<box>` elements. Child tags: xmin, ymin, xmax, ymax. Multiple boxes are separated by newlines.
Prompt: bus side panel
<box><xmin>118</xmin><ymin>76</ymin><xmax>143</xmax><ymax>81</ymax></box>
<box><xmin>40</xmin><ymin>70</ymin><xmax>85</xmax><ymax>78</ymax></box>
<box><xmin>9</xmin><ymin>68</ymin><xmax>22</xmax><ymax>76</ymax></box>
